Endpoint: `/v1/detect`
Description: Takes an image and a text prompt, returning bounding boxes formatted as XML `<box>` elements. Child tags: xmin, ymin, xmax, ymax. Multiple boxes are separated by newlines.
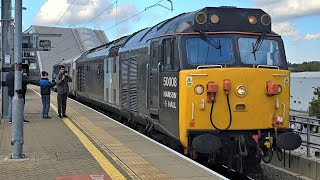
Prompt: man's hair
<box><xmin>59</xmin><ymin>65</ymin><xmax>65</xmax><ymax>70</ymax></box>
<box><xmin>42</xmin><ymin>71</ymin><xmax>48</xmax><ymax>77</ymax></box>
<box><xmin>11</xmin><ymin>64</ymin><xmax>15</xmax><ymax>70</ymax></box>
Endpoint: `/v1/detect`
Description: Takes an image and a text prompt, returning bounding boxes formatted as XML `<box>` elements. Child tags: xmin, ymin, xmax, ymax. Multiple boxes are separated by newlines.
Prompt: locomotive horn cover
<box><xmin>277</xmin><ymin>132</ymin><xmax>302</xmax><ymax>150</ymax></box>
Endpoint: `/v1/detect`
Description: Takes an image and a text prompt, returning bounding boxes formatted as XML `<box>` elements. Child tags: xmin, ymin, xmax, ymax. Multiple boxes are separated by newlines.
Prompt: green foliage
<box><xmin>290</xmin><ymin>61</ymin><xmax>320</xmax><ymax>72</ymax></box>
<box><xmin>309</xmin><ymin>87</ymin><xmax>320</xmax><ymax>118</ymax></box>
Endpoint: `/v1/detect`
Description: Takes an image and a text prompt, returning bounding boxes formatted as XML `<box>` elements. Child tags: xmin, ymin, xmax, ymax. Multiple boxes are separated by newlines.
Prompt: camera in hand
<box><xmin>63</xmin><ymin>70</ymin><xmax>68</xmax><ymax>75</ymax></box>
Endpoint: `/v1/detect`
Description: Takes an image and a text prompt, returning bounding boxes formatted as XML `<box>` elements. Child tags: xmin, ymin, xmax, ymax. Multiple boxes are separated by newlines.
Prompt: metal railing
<box><xmin>289</xmin><ymin>115</ymin><xmax>320</xmax><ymax>157</ymax></box>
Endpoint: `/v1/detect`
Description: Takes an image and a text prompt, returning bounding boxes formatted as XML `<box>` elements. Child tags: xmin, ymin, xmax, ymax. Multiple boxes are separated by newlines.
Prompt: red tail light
<box><xmin>207</xmin><ymin>81</ymin><xmax>218</xmax><ymax>103</ymax></box>
<box><xmin>223</xmin><ymin>79</ymin><xmax>231</xmax><ymax>94</ymax></box>
<box><xmin>266</xmin><ymin>81</ymin><xmax>279</xmax><ymax>95</ymax></box>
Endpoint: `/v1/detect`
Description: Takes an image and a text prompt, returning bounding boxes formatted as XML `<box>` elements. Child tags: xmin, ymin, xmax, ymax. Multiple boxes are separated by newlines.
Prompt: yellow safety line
<box><xmin>31</xmin><ymin>89</ymin><xmax>126</xmax><ymax>180</ymax></box>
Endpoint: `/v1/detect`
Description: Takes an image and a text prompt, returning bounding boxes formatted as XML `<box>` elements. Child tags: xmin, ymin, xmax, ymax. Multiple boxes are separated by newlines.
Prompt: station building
<box><xmin>290</xmin><ymin>72</ymin><xmax>320</xmax><ymax>112</ymax></box>
<box><xmin>23</xmin><ymin>25</ymin><xmax>108</xmax><ymax>83</ymax></box>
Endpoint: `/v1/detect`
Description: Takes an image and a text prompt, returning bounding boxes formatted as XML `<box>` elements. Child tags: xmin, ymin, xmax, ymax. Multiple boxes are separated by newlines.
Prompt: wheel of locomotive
<box><xmin>261</xmin><ymin>146</ymin><xmax>273</xmax><ymax>163</ymax></box>
<box><xmin>136</xmin><ymin>125</ymin><xmax>146</xmax><ymax>134</ymax></box>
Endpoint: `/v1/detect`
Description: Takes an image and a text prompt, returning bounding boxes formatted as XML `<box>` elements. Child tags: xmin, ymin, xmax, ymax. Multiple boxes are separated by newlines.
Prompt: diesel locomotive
<box><xmin>55</xmin><ymin>6</ymin><xmax>302</xmax><ymax>176</ymax></box>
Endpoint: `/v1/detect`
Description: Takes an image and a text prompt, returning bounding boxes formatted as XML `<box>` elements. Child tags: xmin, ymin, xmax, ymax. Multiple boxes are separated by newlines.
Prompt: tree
<box><xmin>291</xmin><ymin>61</ymin><xmax>320</xmax><ymax>72</ymax></box>
<box><xmin>309</xmin><ymin>87</ymin><xmax>320</xmax><ymax>118</ymax></box>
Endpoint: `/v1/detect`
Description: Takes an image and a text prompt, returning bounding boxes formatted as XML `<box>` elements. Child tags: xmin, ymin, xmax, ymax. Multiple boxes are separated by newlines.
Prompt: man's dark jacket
<box><xmin>55</xmin><ymin>72</ymin><xmax>72</xmax><ymax>94</ymax></box>
<box><xmin>6</xmin><ymin>71</ymin><xmax>14</xmax><ymax>97</ymax></box>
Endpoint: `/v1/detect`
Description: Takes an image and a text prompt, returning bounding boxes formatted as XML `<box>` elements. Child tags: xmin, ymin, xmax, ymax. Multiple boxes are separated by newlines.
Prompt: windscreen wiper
<box><xmin>252</xmin><ymin>32</ymin><xmax>266</xmax><ymax>61</ymax></box>
<box><xmin>199</xmin><ymin>31</ymin><xmax>221</xmax><ymax>50</ymax></box>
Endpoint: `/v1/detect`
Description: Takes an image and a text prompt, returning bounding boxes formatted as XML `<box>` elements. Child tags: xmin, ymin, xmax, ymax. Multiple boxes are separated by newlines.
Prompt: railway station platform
<box><xmin>0</xmin><ymin>85</ymin><xmax>226</xmax><ymax>180</ymax></box>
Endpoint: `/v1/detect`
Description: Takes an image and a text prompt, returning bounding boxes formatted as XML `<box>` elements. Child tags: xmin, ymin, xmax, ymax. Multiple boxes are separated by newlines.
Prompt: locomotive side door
<box><xmin>159</xmin><ymin>38</ymin><xmax>180</xmax><ymax>138</ymax></box>
<box><xmin>148</xmin><ymin>40</ymin><xmax>161</xmax><ymax>117</ymax></box>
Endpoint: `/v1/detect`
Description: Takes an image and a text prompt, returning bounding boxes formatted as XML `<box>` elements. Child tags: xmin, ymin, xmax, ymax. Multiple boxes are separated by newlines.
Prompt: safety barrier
<box><xmin>289</xmin><ymin>115</ymin><xmax>320</xmax><ymax>157</ymax></box>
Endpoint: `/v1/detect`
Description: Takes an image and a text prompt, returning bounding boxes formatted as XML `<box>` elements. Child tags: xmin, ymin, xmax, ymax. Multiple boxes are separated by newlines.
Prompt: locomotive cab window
<box><xmin>151</xmin><ymin>41</ymin><xmax>159</xmax><ymax>70</ymax></box>
<box><xmin>186</xmin><ymin>37</ymin><xmax>232</xmax><ymax>65</ymax></box>
<box><xmin>238</xmin><ymin>38</ymin><xmax>281</xmax><ymax>66</ymax></box>
<box><xmin>163</xmin><ymin>38</ymin><xmax>179</xmax><ymax>71</ymax></box>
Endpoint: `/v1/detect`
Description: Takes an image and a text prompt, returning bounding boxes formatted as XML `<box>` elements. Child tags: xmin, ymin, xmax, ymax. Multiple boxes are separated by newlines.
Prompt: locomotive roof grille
<box><xmin>193</xmin><ymin>7</ymin><xmax>271</xmax><ymax>33</ymax></box>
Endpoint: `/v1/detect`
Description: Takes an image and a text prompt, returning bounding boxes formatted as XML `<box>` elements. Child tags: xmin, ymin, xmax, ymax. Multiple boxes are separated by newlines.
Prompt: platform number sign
<box><xmin>186</xmin><ymin>76</ymin><xmax>192</xmax><ymax>87</ymax></box>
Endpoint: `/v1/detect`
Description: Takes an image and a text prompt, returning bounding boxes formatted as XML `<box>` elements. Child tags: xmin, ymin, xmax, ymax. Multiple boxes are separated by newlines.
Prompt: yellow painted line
<box><xmin>30</xmin><ymin>88</ymin><xmax>126</xmax><ymax>180</ymax></box>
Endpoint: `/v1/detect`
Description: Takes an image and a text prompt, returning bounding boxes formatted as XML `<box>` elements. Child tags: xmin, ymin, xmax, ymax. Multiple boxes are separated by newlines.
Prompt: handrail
<box><xmin>197</xmin><ymin>65</ymin><xmax>223</xmax><ymax>69</ymax></box>
<box><xmin>290</xmin><ymin>120</ymin><xmax>320</xmax><ymax>127</ymax></box>
<box><xmin>273</xmin><ymin>74</ymin><xmax>287</xmax><ymax>77</ymax></box>
<box><xmin>257</xmin><ymin>65</ymin><xmax>280</xmax><ymax>69</ymax></box>
<box><xmin>157</xmin><ymin>62</ymin><xmax>162</xmax><ymax>109</ymax></box>
<box><xmin>146</xmin><ymin>63</ymin><xmax>149</xmax><ymax>108</ymax></box>
<box><xmin>289</xmin><ymin>115</ymin><xmax>320</xmax><ymax>157</ymax></box>
<box><xmin>290</xmin><ymin>115</ymin><xmax>320</xmax><ymax>122</ymax></box>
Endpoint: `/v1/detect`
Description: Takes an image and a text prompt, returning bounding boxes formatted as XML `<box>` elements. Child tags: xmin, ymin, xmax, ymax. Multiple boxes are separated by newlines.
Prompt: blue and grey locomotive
<box><xmin>55</xmin><ymin>6</ymin><xmax>302</xmax><ymax>176</ymax></box>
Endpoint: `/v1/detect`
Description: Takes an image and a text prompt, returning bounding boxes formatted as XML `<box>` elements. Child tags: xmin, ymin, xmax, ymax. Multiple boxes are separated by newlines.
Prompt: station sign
<box><xmin>39</xmin><ymin>40</ymin><xmax>51</xmax><ymax>51</ymax></box>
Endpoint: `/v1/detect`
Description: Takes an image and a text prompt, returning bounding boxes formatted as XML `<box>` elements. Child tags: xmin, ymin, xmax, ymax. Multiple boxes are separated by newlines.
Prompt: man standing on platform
<box><xmin>6</xmin><ymin>64</ymin><xmax>29</xmax><ymax>123</ymax></box>
<box><xmin>22</xmin><ymin>71</ymin><xmax>29</xmax><ymax>104</ymax></box>
<box><xmin>55</xmin><ymin>65</ymin><xmax>72</xmax><ymax>119</ymax></box>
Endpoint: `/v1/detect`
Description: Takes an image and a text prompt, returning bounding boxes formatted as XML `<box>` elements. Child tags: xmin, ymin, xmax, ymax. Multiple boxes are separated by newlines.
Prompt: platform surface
<box><xmin>0</xmin><ymin>85</ymin><xmax>225</xmax><ymax>180</ymax></box>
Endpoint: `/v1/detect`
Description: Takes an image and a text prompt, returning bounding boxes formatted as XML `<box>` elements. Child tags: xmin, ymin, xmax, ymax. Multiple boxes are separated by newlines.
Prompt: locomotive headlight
<box><xmin>278</xmin><ymin>85</ymin><xmax>282</xmax><ymax>94</ymax></box>
<box><xmin>195</xmin><ymin>85</ymin><xmax>204</xmax><ymax>95</ymax></box>
<box><xmin>195</xmin><ymin>12</ymin><xmax>207</xmax><ymax>24</ymax></box>
<box><xmin>236</xmin><ymin>85</ymin><xmax>247</xmax><ymax>97</ymax></box>
<box><xmin>261</xmin><ymin>14</ymin><xmax>271</xmax><ymax>26</ymax></box>
<box><xmin>210</xmin><ymin>14</ymin><xmax>219</xmax><ymax>24</ymax></box>
<box><xmin>248</xmin><ymin>15</ymin><xmax>257</xmax><ymax>24</ymax></box>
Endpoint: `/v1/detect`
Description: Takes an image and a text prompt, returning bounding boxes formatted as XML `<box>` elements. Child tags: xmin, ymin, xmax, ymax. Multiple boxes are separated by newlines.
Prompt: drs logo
<box><xmin>163</xmin><ymin>77</ymin><xmax>177</xmax><ymax>87</ymax></box>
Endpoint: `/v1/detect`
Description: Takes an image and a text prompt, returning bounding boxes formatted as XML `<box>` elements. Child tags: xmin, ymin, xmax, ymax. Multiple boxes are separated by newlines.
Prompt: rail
<box><xmin>289</xmin><ymin>115</ymin><xmax>320</xmax><ymax>157</ymax></box>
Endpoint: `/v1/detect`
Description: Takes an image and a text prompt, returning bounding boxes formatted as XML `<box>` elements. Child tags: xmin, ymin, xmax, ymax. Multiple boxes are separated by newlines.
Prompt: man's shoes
<box><xmin>8</xmin><ymin>120</ymin><xmax>29</xmax><ymax>123</ymax></box>
<box><xmin>23</xmin><ymin>119</ymin><xmax>30</xmax><ymax>123</ymax></box>
<box><xmin>62</xmin><ymin>114</ymin><xmax>68</xmax><ymax>118</ymax></box>
<box><xmin>58</xmin><ymin>115</ymin><xmax>62</xmax><ymax>119</ymax></box>
<box><xmin>43</xmin><ymin>116</ymin><xmax>52</xmax><ymax>119</ymax></box>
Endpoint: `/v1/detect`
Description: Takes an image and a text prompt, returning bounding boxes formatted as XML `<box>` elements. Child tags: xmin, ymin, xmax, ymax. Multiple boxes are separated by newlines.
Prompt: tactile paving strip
<box><xmin>65</xmin><ymin>107</ymin><xmax>170</xmax><ymax>180</ymax></box>
<box><xmin>44</xmin><ymin>90</ymin><xmax>171</xmax><ymax>180</ymax></box>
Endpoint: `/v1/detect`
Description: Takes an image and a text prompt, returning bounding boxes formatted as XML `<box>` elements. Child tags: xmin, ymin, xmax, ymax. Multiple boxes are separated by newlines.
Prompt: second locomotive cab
<box><xmin>56</xmin><ymin>6</ymin><xmax>302</xmax><ymax>176</ymax></box>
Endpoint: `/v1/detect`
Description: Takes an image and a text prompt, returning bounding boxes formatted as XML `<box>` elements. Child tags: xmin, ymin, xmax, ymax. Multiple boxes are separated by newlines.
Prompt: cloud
<box><xmin>253</xmin><ymin>0</ymin><xmax>320</xmax><ymax>21</ymax></box>
<box><xmin>304</xmin><ymin>33</ymin><xmax>320</xmax><ymax>40</ymax></box>
<box><xmin>34</xmin><ymin>0</ymin><xmax>138</xmax><ymax>26</ymax></box>
<box><xmin>99</xmin><ymin>3</ymin><xmax>139</xmax><ymax>22</ymax></box>
<box><xmin>272</xmin><ymin>22</ymin><xmax>301</xmax><ymax>41</ymax></box>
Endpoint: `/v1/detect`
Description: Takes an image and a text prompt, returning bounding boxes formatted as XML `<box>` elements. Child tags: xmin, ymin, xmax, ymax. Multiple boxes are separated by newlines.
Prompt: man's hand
<box><xmin>61</xmin><ymin>75</ymin><xmax>65</xmax><ymax>80</ymax></box>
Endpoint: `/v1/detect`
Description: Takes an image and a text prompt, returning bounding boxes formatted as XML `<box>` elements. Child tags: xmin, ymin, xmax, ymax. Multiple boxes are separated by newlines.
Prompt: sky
<box><xmin>17</xmin><ymin>0</ymin><xmax>320</xmax><ymax>63</ymax></box>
